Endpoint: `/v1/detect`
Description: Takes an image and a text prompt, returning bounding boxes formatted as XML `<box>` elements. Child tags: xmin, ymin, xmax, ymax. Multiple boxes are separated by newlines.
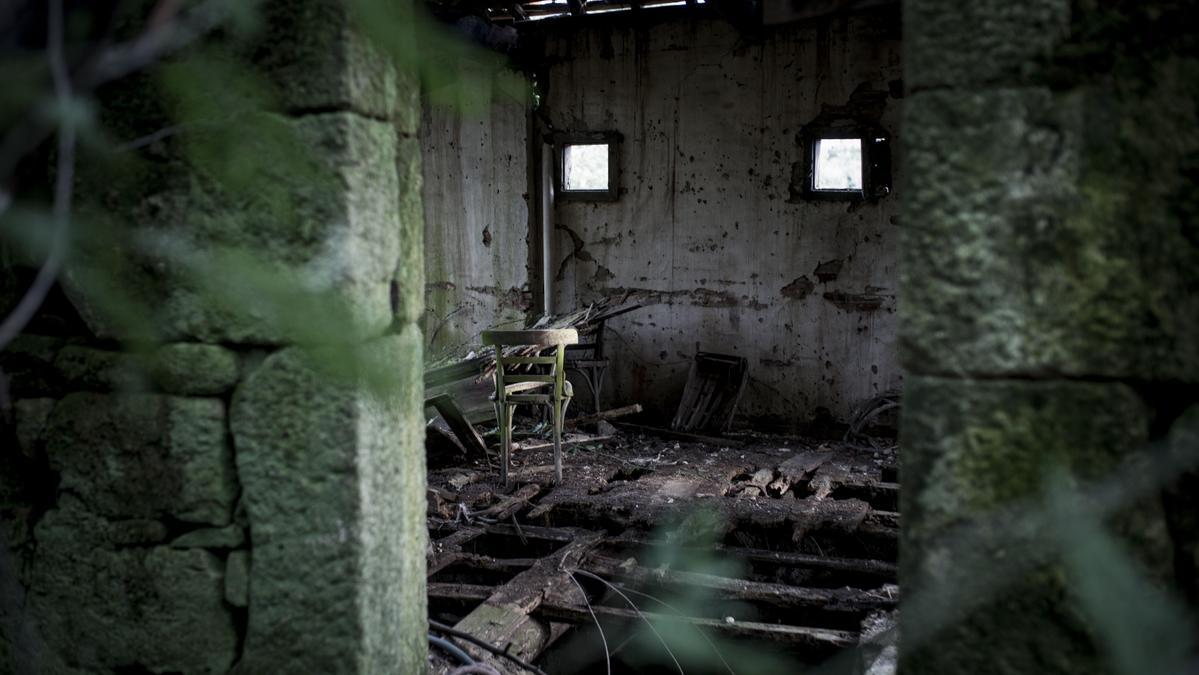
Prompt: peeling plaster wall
<box><xmin>544</xmin><ymin>10</ymin><xmax>903</xmax><ymax>425</ymax></box>
<box><xmin>421</xmin><ymin>83</ymin><xmax>532</xmax><ymax>357</ymax></box>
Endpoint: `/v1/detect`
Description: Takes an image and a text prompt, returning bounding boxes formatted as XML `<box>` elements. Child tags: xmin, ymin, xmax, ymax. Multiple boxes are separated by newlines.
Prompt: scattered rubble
<box><xmin>425</xmin><ymin>426</ymin><xmax>899</xmax><ymax>673</ymax></box>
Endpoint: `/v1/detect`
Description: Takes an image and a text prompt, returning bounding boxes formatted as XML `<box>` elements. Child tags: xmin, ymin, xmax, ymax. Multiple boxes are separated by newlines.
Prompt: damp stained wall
<box><xmin>421</xmin><ymin>82</ymin><xmax>532</xmax><ymax>357</ymax></box>
<box><xmin>543</xmin><ymin>10</ymin><xmax>903</xmax><ymax>425</ymax></box>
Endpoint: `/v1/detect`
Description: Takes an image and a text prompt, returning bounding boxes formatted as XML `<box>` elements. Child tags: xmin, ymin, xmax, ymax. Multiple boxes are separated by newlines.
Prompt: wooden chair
<box><xmin>481</xmin><ymin>328</ymin><xmax>579</xmax><ymax>487</ymax></box>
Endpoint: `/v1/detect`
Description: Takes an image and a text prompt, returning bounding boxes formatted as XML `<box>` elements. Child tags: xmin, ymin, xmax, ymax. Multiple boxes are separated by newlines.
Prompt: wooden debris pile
<box><xmin>424</xmin><ymin>431</ymin><xmax>900</xmax><ymax>673</ymax></box>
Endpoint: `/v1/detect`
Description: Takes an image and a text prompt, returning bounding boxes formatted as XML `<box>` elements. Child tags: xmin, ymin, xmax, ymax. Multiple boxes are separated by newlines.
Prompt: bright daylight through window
<box><xmin>563</xmin><ymin>143</ymin><xmax>609</xmax><ymax>191</ymax></box>
<box><xmin>813</xmin><ymin>138</ymin><xmax>862</xmax><ymax>191</ymax></box>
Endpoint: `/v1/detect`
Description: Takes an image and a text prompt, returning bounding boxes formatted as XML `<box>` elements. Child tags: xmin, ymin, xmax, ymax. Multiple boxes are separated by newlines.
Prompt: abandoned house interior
<box><xmin>0</xmin><ymin>0</ymin><xmax>1197</xmax><ymax>674</ymax></box>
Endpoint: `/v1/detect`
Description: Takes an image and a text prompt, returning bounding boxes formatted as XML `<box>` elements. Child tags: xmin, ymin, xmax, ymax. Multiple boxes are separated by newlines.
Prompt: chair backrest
<box><xmin>481</xmin><ymin>329</ymin><xmax>580</xmax><ymax>398</ymax></box>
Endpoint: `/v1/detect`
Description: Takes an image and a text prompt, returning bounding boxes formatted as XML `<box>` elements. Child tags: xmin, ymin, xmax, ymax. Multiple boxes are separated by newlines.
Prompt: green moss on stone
<box><xmin>254</xmin><ymin>0</ymin><xmax>398</xmax><ymax>119</ymax></box>
<box><xmin>230</xmin><ymin>330</ymin><xmax>425</xmax><ymax>672</ymax></box>
<box><xmin>151</xmin><ymin>343</ymin><xmax>241</xmax><ymax>395</ymax></box>
<box><xmin>0</xmin><ymin>335</ymin><xmax>69</xmax><ymax>398</ymax></box>
<box><xmin>904</xmin><ymin>0</ymin><xmax>1069</xmax><ymax>90</ymax></box>
<box><xmin>170</xmin><ymin>525</ymin><xmax>247</xmax><ymax>550</ymax></box>
<box><xmin>225</xmin><ymin>550</ymin><xmax>250</xmax><ymax>607</ymax></box>
<box><xmin>45</xmin><ymin>393</ymin><xmax>237</xmax><ymax>525</ymax></box>
<box><xmin>66</xmin><ymin>112</ymin><xmax>400</xmax><ymax>344</ymax></box>
<box><xmin>900</xmin><ymin>377</ymin><xmax>1175</xmax><ymax>675</ymax></box>
<box><xmin>29</xmin><ymin>498</ymin><xmax>237</xmax><ymax>673</ymax></box>
<box><xmin>902</xmin><ymin>83</ymin><xmax>1199</xmax><ymax>380</ymax></box>
<box><xmin>394</xmin><ymin>136</ymin><xmax>425</xmax><ymax>326</ymax></box>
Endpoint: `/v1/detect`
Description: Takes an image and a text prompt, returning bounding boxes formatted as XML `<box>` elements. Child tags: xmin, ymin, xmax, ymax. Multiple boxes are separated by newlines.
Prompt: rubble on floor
<box><xmin>425</xmin><ymin>427</ymin><xmax>899</xmax><ymax>674</ymax></box>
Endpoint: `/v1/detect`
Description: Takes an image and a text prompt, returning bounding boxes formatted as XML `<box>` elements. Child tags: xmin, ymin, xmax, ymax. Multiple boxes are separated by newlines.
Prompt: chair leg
<box><xmin>552</xmin><ymin>399</ymin><xmax>563</xmax><ymax>484</ymax></box>
<box><xmin>498</xmin><ymin>401</ymin><xmax>511</xmax><ymax>488</ymax></box>
<box><xmin>592</xmin><ymin>366</ymin><xmax>607</xmax><ymax>413</ymax></box>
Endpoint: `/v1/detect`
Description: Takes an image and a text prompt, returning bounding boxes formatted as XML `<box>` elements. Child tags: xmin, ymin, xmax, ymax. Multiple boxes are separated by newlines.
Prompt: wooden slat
<box><xmin>449</xmin><ymin>529</ymin><xmax>603</xmax><ymax>671</ymax></box>
<box><xmin>603</xmin><ymin>535</ymin><xmax>898</xmax><ymax>578</ymax></box>
<box><xmin>505</xmin><ymin>374</ymin><xmax>555</xmax><ymax>384</ymax></box>
<box><xmin>507</xmin><ymin>394</ymin><xmax>553</xmax><ymax>404</ymax></box>
<box><xmin>585</xmin><ymin>554</ymin><xmax>898</xmax><ymax>612</ymax></box>
<box><xmin>535</xmin><ymin>604</ymin><xmax>858</xmax><ymax>649</ymax></box>
<box><xmin>430</xmin><ymin>584</ymin><xmax>859</xmax><ymax>649</ymax></box>
<box><xmin>426</xmin><ymin>393</ymin><xmax>491</xmax><ymax>462</ymax></box>
<box><xmin>504</xmin><ymin>356</ymin><xmax>558</xmax><ymax>365</ymax></box>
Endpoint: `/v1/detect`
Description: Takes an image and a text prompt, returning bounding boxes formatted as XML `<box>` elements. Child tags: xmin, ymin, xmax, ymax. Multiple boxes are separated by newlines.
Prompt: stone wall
<box><xmin>901</xmin><ymin>0</ymin><xmax>1199</xmax><ymax>672</ymax></box>
<box><xmin>0</xmin><ymin>1</ymin><xmax>427</xmax><ymax>672</ymax></box>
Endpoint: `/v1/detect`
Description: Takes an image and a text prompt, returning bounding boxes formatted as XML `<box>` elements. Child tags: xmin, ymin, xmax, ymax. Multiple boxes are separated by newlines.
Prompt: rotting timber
<box><xmin>425</xmin><ymin>426</ymin><xmax>899</xmax><ymax>673</ymax></box>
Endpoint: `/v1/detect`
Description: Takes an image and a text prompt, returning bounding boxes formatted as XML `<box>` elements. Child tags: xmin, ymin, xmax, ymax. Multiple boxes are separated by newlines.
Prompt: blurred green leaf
<box><xmin>1047</xmin><ymin>468</ymin><xmax>1197</xmax><ymax>675</ymax></box>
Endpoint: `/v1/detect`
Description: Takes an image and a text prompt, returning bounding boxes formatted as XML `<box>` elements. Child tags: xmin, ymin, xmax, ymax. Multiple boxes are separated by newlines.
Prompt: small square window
<box><xmin>555</xmin><ymin>132</ymin><xmax>621</xmax><ymax>202</ymax></box>
<box><xmin>563</xmin><ymin>144</ymin><xmax>610</xmax><ymax>191</ymax></box>
<box><xmin>813</xmin><ymin>138</ymin><xmax>862</xmax><ymax>191</ymax></box>
<box><xmin>800</xmin><ymin>126</ymin><xmax>890</xmax><ymax>201</ymax></box>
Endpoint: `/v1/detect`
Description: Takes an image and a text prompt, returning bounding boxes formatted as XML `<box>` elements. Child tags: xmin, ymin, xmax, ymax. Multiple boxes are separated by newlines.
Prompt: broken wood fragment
<box><xmin>563</xmin><ymin>403</ymin><xmax>643</xmax><ymax>429</ymax></box>
<box><xmin>517</xmin><ymin>434</ymin><xmax>613</xmax><ymax>453</ymax></box>
<box><xmin>427</xmin><ymin>392</ymin><xmax>493</xmax><ymax>463</ymax></box>
<box><xmin>615</xmin><ymin>422</ymin><xmax>744</xmax><ymax>447</ymax></box>
<box><xmin>428</xmin><ymin>585</ymin><xmax>860</xmax><ymax>650</ymax></box>
<box><xmin>584</xmin><ymin>554</ymin><xmax>897</xmax><ymax>613</ymax></box>
<box><xmin>601</xmin><ymin>533</ymin><xmax>898</xmax><ymax>578</ymax></box>
<box><xmin>473</xmin><ymin>483</ymin><xmax>540</xmax><ymax>521</ymax></box>
<box><xmin>777</xmin><ymin>451</ymin><xmax>831</xmax><ymax>483</ymax></box>
<box><xmin>448</xmin><ymin>529</ymin><xmax>603</xmax><ymax>672</ymax></box>
<box><xmin>534</xmin><ymin>604</ymin><xmax>858</xmax><ymax>649</ymax></box>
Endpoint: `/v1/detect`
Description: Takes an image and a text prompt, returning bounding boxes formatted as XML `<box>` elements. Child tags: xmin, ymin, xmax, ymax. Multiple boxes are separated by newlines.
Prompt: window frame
<box><xmin>800</xmin><ymin>123</ymin><xmax>892</xmax><ymax>202</ymax></box>
<box><xmin>554</xmin><ymin>131</ymin><xmax>622</xmax><ymax>202</ymax></box>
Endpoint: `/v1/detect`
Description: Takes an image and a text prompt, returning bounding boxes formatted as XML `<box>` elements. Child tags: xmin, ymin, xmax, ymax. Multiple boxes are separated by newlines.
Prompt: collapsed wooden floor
<box><xmin>426</xmin><ymin>428</ymin><xmax>899</xmax><ymax>674</ymax></box>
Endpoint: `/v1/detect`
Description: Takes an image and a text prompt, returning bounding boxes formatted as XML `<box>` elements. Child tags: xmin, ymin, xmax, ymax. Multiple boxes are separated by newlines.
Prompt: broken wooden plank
<box><xmin>473</xmin><ymin>484</ymin><xmax>541</xmax><ymax>521</ymax></box>
<box><xmin>517</xmin><ymin>434</ymin><xmax>613</xmax><ymax>453</ymax></box>
<box><xmin>778</xmin><ymin>450</ymin><xmax>832</xmax><ymax>483</ymax></box>
<box><xmin>427</xmin><ymin>392</ymin><xmax>492</xmax><ymax>463</ymax></box>
<box><xmin>427</xmin><ymin>526</ymin><xmax>485</xmax><ymax>576</ymax></box>
<box><xmin>615</xmin><ymin>422</ymin><xmax>744</xmax><ymax>447</ymax></box>
<box><xmin>584</xmin><ymin>554</ymin><xmax>897</xmax><ymax>613</ymax></box>
<box><xmin>450</xmin><ymin>529</ymin><xmax>603</xmax><ymax>672</ymax></box>
<box><xmin>602</xmin><ymin>533</ymin><xmax>898</xmax><ymax>578</ymax></box>
<box><xmin>429</xmin><ymin>584</ymin><xmax>859</xmax><ymax>650</ymax></box>
<box><xmin>534</xmin><ymin>603</ymin><xmax>858</xmax><ymax>649</ymax></box>
<box><xmin>480</xmin><ymin>522</ymin><xmax>578</xmax><ymax>543</ymax></box>
<box><xmin>563</xmin><ymin>403</ymin><xmax>643</xmax><ymax>429</ymax></box>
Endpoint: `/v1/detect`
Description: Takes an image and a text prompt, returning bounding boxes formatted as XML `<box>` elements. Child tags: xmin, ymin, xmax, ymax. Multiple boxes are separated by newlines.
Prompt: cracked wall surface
<box><xmin>543</xmin><ymin>9</ymin><xmax>904</xmax><ymax>425</ymax></box>
<box><xmin>0</xmin><ymin>1</ymin><xmax>427</xmax><ymax>672</ymax></box>
<box><xmin>420</xmin><ymin>71</ymin><xmax>532</xmax><ymax>357</ymax></box>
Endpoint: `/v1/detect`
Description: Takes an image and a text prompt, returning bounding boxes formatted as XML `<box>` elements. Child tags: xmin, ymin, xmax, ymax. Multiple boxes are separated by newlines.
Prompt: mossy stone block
<box><xmin>45</xmin><ymin>393</ymin><xmax>237</xmax><ymax>525</ymax></box>
<box><xmin>902</xmin><ymin>87</ymin><xmax>1199</xmax><ymax>380</ymax></box>
<box><xmin>230</xmin><ymin>329</ymin><xmax>425</xmax><ymax>672</ymax></box>
<box><xmin>29</xmin><ymin>499</ymin><xmax>237</xmax><ymax>674</ymax></box>
<box><xmin>393</xmin><ymin>136</ymin><xmax>425</xmax><ymax>326</ymax></box>
<box><xmin>170</xmin><ymin>525</ymin><xmax>247</xmax><ymax>550</ymax></box>
<box><xmin>151</xmin><ymin>343</ymin><xmax>241</xmax><ymax>395</ymax></box>
<box><xmin>225</xmin><ymin>550</ymin><xmax>250</xmax><ymax>608</ymax></box>
<box><xmin>0</xmin><ymin>335</ymin><xmax>68</xmax><ymax>398</ymax></box>
<box><xmin>254</xmin><ymin>0</ymin><xmax>397</xmax><ymax>118</ymax></box>
<box><xmin>13</xmin><ymin>397</ymin><xmax>56</xmax><ymax>459</ymax></box>
<box><xmin>904</xmin><ymin>0</ymin><xmax>1069</xmax><ymax>90</ymax></box>
<box><xmin>65</xmin><ymin>112</ymin><xmax>400</xmax><ymax>344</ymax></box>
<box><xmin>900</xmin><ymin>377</ymin><xmax>1172</xmax><ymax>675</ymax></box>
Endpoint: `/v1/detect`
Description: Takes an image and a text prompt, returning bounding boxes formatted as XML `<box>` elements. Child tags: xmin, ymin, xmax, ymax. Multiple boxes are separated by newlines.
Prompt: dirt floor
<box><xmin>425</xmin><ymin>424</ymin><xmax>899</xmax><ymax>674</ymax></box>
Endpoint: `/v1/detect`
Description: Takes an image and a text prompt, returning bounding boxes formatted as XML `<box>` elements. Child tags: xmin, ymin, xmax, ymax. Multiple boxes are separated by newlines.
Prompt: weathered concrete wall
<box><xmin>901</xmin><ymin>0</ymin><xmax>1199</xmax><ymax>672</ymax></box>
<box><xmin>0</xmin><ymin>1</ymin><xmax>427</xmax><ymax>672</ymax></box>
<box><xmin>543</xmin><ymin>10</ymin><xmax>903</xmax><ymax>425</ymax></box>
<box><xmin>421</xmin><ymin>76</ymin><xmax>532</xmax><ymax>356</ymax></box>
